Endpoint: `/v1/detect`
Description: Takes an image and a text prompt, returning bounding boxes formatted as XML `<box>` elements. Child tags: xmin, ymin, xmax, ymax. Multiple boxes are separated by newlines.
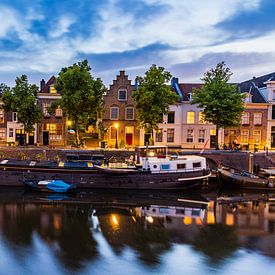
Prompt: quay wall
<box><xmin>0</xmin><ymin>148</ymin><xmax>272</xmax><ymax>172</ymax></box>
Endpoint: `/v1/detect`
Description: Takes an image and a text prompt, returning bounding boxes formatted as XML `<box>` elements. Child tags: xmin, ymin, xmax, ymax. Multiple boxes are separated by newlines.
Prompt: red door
<box><xmin>126</xmin><ymin>133</ymin><xmax>133</xmax><ymax>146</ymax></box>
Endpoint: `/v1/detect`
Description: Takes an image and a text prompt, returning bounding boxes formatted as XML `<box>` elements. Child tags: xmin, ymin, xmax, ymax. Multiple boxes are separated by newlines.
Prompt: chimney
<box><xmin>40</xmin><ymin>79</ymin><xmax>46</xmax><ymax>91</ymax></box>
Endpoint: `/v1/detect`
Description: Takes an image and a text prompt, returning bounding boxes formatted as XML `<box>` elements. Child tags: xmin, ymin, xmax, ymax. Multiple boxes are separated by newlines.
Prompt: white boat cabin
<box><xmin>138</xmin><ymin>146</ymin><xmax>207</xmax><ymax>173</ymax></box>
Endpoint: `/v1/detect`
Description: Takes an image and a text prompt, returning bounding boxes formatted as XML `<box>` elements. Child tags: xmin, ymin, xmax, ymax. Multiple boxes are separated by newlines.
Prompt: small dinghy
<box><xmin>23</xmin><ymin>179</ymin><xmax>77</xmax><ymax>193</ymax></box>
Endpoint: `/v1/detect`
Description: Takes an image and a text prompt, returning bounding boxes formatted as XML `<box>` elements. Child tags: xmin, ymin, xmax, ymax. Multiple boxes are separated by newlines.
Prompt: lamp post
<box><xmin>114</xmin><ymin>123</ymin><xmax>119</xmax><ymax>149</ymax></box>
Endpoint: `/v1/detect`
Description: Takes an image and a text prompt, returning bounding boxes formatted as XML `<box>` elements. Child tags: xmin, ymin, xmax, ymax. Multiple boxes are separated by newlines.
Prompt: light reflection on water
<box><xmin>0</xmin><ymin>189</ymin><xmax>275</xmax><ymax>274</ymax></box>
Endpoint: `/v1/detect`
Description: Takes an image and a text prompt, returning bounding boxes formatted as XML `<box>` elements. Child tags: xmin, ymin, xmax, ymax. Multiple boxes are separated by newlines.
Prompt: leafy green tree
<box><xmin>53</xmin><ymin>60</ymin><xmax>106</xmax><ymax>147</ymax></box>
<box><xmin>133</xmin><ymin>64</ymin><xmax>179</xmax><ymax>145</ymax></box>
<box><xmin>191</xmin><ymin>62</ymin><xmax>245</xmax><ymax>149</ymax></box>
<box><xmin>2</xmin><ymin>75</ymin><xmax>42</xmax><ymax>134</ymax></box>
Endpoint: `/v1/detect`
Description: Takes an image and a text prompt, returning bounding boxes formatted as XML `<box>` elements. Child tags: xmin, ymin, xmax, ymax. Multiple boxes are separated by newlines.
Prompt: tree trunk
<box><xmin>215</xmin><ymin>126</ymin><xmax>219</xmax><ymax>150</ymax></box>
<box><xmin>74</xmin><ymin>120</ymin><xmax>80</xmax><ymax>147</ymax></box>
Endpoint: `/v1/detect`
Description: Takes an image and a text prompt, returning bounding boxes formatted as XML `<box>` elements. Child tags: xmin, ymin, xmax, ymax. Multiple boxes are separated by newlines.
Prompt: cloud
<box><xmin>50</xmin><ymin>16</ymin><xmax>75</xmax><ymax>38</ymax></box>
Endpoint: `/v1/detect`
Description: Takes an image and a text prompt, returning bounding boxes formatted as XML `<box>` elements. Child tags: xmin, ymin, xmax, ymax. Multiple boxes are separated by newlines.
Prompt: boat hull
<box><xmin>0</xmin><ymin>166</ymin><xmax>211</xmax><ymax>190</ymax></box>
<box><xmin>218</xmin><ymin>167</ymin><xmax>275</xmax><ymax>190</ymax></box>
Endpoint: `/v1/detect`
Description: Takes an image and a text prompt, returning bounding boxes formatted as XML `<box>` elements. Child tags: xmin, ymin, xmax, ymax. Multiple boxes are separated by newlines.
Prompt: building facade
<box><xmin>103</xmin><ymin>71</ymin><xmax>140</xmax><ymax>148</ymax></box>
<box><xmin>37</xmin><ymin>76</ymin><xmax>66</xmax><ymax>146</ymax></box>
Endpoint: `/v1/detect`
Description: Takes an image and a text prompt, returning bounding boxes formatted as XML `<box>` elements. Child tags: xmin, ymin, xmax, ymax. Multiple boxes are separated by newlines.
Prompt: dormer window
<box><xmin>245</xmin><ymin>93</ymin><xmax>252</xmax><ymax>103</ymax></box>
<box><xmin>118</xmin><ymin>90</ymin><xmax>127</xmax><ymax>101</ymax></box>
<box><xmin>187</xmin><ymin>93</ymin><xmax>192</xmax><ymax>101</ymax></box>
<box><xmin>49</xmin><ymin>85</ymin><xmax>57</xmax><ymax>94</ymax></box>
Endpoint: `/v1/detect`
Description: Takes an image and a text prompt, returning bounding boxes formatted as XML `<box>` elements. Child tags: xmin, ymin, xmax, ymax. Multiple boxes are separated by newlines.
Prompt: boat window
<box><xmin>191</xmin><ymin>209</ymin><xmax>201</xmax><ymax>216</ymax></box>
<box><xmin>153</xmin><ymin>165</ymin><xmax>158</xmax><ymax>169</ymax></box>
<box><xmin>193</xmin><ymin>162</ymin><xmax>201</xmax><ymax>168</ymax></box>
<box><xmin>161</xmin><ymin>164</ymin><xmax>170</xmax><ymax>170</ymax></box>
<box><xmin>177</xmin><ymin>163</ymin><xmax>186</xmax><ymax>169</ymax></box>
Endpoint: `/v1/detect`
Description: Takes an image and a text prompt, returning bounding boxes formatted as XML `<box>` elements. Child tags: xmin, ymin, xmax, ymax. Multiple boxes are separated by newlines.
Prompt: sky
<box><xmin>0</xmin><ymin>0</ymin><xmax>275</xmax><ymax>87</ymax></box>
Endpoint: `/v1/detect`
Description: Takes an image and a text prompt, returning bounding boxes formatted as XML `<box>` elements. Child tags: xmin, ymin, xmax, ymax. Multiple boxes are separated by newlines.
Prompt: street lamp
<box><xmin>114</xmin><ymin>123</ymin><xmax>119</xmax><ymax>149</ymax></box>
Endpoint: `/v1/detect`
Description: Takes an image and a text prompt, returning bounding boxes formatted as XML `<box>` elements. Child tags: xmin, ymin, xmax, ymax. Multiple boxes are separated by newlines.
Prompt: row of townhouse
<box><xmin>0</xmin><ymin>70</ymin><xmax>274</xmax><ymax>150</ymax></box>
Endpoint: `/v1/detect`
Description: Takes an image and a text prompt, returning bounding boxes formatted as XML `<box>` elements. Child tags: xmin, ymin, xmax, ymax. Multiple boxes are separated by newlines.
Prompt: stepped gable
<box><xmin>39</xmin><ymin>76</ymin><xmax>56</xmax><ymax>93</ymax></box>
<box><xmin>178</xmin><ymin>83</ymin><xmax>203</xmax><ymax>101</ymax></box>
<box><xmin>238</xmin><ymin>72</ymin><xmax>275</xmax><ymax>103</ymax></box>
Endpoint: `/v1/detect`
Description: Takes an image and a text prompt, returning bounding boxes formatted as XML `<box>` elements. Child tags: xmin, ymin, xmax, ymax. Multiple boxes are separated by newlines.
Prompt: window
<box><xmin>155</xmin><ymin>129</ymin><xmax>163</xmax><ymax>142</ymax></box>
<box><xmin>110</xmin><ymin>107</ymin><xmax>119</xmax><ymax>120</ymax></box>
<box><xmin>193</xmin><ymin>162</ymin><xmax>201</xmax><ymax>168</ymax></box>
<box><xmin>272</xmin><ymin>106</ymin><xmax>275</xmax><ymax>120</ymax></box>
<box><xmin>167</xmin><ymin>129</ymin><xmax>174</xmax><ymax>143</ymax></box>
<box><xmin>210</xmin><ymin>129</ymin><xmax>216</xmax><ymax>136</ymax></box>
<box><xmin>0</xmin><ymin>129</ymin><xmax>5</xmax><ymax>139</ymax></box>
<box><xmin>187</xmin><ymin>111</ymin><xmax>195</xmax><ymax>124</ymax></box>
<box><xmin>9</xmin><ymin>128</ymin><xmax>13</xmax><ymax>138</ymax></box>
<box><xmin>177</xmin><ymin>163</ymin><xmax>186</xmax><ymax>169</ymax></box>
<box><xmin>49</xmin><ymin>85</ymin><xmax>57</xmax><ymax>94</ymax></box>
<box><xmin>45</xmin><ymin>124</ymin><xmax>62</xmax><ymax>140</ymax></box>
<box><xmin>42</xmin><ymin>103</ymin><xmax>50</xmax><ymax>116</ymax></box>
<box><xmin>198</xmin><ymin>129</ymin><xmax>205</xmax><ymax>143</ymax></box>
<box><xmin>110</xmin><ymin>127</ymin><xmax>117</xmax><ymax>140</ymax></box>
<box><xmin>12</xmin><ymin>112</ymin><xmax>17</xmax><ymax>122</ymax></box>
<box><xmin>187</xmin><ymin>129</ymin><xmax>194</xmax><ymax>143</ymax></box>
<box><xmin>254</xmin><ymin>113</ymin><xmax>262</xmax><ymax>125</ymax></box>
<box><xmin>241</xmin><ymin>112</ymin><xmax>249</xmax><ymax>125</ymax></box>
<box><xmin>198</xmin><ymin>112</ymin><xmax>205</xmax><ymax>124</ymax></box>
<box><xmin>167</xmin><ymin>111</ymin><xmax>175</xmax><ymax>123</ymax></box>
<box><xmin>273</xmin><ymin>90</ymin><xmax>275</xmax><ymax>100</ymax></box>
<box><xmin>161</xmin><ymin>164</ymin><xmax>170</xmax><ymax>170</ymax></box>
<box><xmin>125</xmin><ymin>107</ymin><xmax>134</xmax><ymax>120</ymax></box>
<box><xmin>241</xmin><ymin>130</ymin><xmax>249</xmax><ymax>143</ymax></box>
<box><xmin>55</xmin><ymin>107</ymin><xmax>63</xmax><ymax>117</ymax></box>
<box><xmin>0</xmin><ymin>110</ymin><xmax>4</xmax><ymax>123</ymax></box>
<box><xmin>253</xmin><ymin>130</ymin><xmax>261</xmax><ymax>144</ymax></box>
<box><xmin>118</xmin><ymin>90</ymin><xmax>127</xmax><ymax>101</ymax></box>
<box><xmin>187</xmin><ymin>93</ymin><xmax>192</xmax><ymax>101</ymax></box>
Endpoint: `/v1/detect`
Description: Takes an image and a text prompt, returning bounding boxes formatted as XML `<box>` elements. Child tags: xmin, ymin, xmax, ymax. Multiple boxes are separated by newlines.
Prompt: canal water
<box><xmin>0</xmin><ymin>189</ymin><xmax>275</xmax><ymax>274</ymax></box>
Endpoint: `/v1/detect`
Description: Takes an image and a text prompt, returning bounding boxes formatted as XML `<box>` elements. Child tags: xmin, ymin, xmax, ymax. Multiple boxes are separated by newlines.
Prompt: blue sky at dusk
<box><xmin>0</xmin><ymin>0</ymin><xmax>275</xmax><ymax>87</ymax></box>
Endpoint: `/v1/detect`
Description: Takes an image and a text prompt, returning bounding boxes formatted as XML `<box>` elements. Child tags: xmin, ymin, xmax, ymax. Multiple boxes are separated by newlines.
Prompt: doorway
<box><xmin>125</xmin><ymin>126</ymin><xmax>134</xmax><ymax>146</ymax></box>
<box><xmin>43</xmin><ymin>131</ymin><xmax>49</xmax><ymax>146</ymax></box>
<box><xmin>271</xmin><ymin>127</ymin><xmax>275</xmax><ymax>148</ymax></box>
<box><xmin>15</xmin><ymin>129</ymin><xmax>26</xmax><ymax>146</ymax></box>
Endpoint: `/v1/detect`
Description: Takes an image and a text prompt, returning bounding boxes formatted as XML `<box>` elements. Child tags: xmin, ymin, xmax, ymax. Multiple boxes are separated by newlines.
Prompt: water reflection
<box><xmin>0</xmin><ymin>190</ymin><xmax>274</xmax><ymax>274</ymax></box>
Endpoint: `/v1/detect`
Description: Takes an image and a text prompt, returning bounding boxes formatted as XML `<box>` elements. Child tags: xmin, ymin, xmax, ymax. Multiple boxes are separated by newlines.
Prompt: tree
<box><xmin>191</xmin><ymin>62</ymin><xmax>245</xmax><ymax>149</ymax></box>
<box><xmin>53</xmin><ymin>60</ymin><xmax>106</xmax><ymax>147</ymax></box>
<box><xmin>133</xmin><ymin>64</ymin><xmax>179</xmax><ymax>145</ymax></box>
<box><xmin>2</xmin><ymin>75</ymin><xmax>42</xmax><ymax>134</ymax></box>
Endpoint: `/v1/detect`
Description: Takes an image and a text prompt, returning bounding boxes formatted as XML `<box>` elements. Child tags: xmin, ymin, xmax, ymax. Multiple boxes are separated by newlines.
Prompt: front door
<box><xmin>144</xmin><ymin>133</ymin><xmax>150</xmax><ymax>146</ymax></box>
<box><xmin>28</xmin><ymin>134</ymin><xmax>34</xmax><ymax>145</ymax></box>
<box><xmin>43</xmin><ymin>131</ymin><xmax>49</xmax><ymax>146</ymax></box>
<box><xmin>271</xmin><ymin>133</ymin><xmax>275</xmax><ymax>148</ymax></box>
<box><xmin>15</xmin><ymin>129</ymin><xmax>26</xmax><ymax>146</ymax></box>
<box><xmin>126</xmin><ymin>133</ymin><xmax>133</xmax><ymax>146</ymax></box>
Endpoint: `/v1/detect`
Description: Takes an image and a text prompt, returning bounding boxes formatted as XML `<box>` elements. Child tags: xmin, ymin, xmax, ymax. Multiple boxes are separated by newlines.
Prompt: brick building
<box><xmin>37</xmin><ymin>76</ymin><xmax>66</xmax><ymax>146</ymax></box>
<box><xmin>103</xmin><ymin>71</ymin><xmax>140</xmax><ymax>148</ymax></box>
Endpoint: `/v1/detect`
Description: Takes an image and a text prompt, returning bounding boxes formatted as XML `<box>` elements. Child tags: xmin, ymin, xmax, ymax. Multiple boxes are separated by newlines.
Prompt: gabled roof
<box><xmin>39</xmin><ymin>76</ymin><xmax>56</xmax><ymax>93</ymax></box>
<box><xmin>237</xmin><ymin>73</ymin><xmax>275</xmax><ymax>103</ymax></box>
<box><xmin>178</xmin><ymin>83</ymin><xmax>202</xmax><ymax>101</ymax></box>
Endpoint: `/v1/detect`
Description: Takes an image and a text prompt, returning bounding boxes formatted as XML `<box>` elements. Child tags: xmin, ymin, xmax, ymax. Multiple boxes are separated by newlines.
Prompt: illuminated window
<box><xmin>155</xmin><ymin>129</ymin><xmax>163</xmax><ymax>142</ymax></box>
<box><xmin>42</xmin><ymin>103</ymin><xmax>50</xmax><ymax>116</ymax></box>
<box><xmin>253</xmin><ymin>130</ymin><xmax>261</xmax><ymax>144</ymax></box>
<box><xmin>49</xmin><ymin>85</ymin><xmax>57</xmax><ymax>94</ymax></box>
<box><xmin>167</xmin><ymin>129</ymin><xmax>174</xmax><ymax>143</ymax></box>
<box><xmin>241</xmin><ymin>130</ymin><xmax>249</xmax><ymax>143</ymax></box>
<box><xmin>110</xmin><ymin>127</ymin><xmax>117</xmax><ymax>140</ymax></box>
<box><xmin>55</xmin><ymin>106</ymin><xmax>63</xmax><ymax>117</ymax></box>
<box><xmin>118</xmin><ymin>90</ymin><xmax>127</xmax><ymax>101</ymax></box>
<box><xmin>0</xmin><ymin>128</ymin><xmax>5</xmax><ymax>139</ymax></box>
<box><xmin>198</xmin><ymin>112</ymin><xmax>205</xmax><ymax>124</ymax></box>
<box><xmin>0</xmin><ymin>110</ymin><xmax>4</xmax><ymax>123</ymax></box>
<box><xmin>198</xmin><ymin>129</ymin><xmax>205</xmax><ymax>143</ymax></box>
<box><xmin>187</xmin><ymin>129</ymin><xmax>194</xmax><ymax>143</ymax></box>
<box><xmin>125</xmin><ymin>107</ymin><xmax>134</xmax><ymax>120</ymax></box>
<box><xmin>210</xmin><ymin>129</ymin><xmax>216</xmax><ymax>136</ymax></box>
<box><xmin>254</xmin><ymin>113</ymin><xmax>262</xmax><ymax>125</ymax></box>
<box><xmin>187</xmin><ymin>111</ymin><xmax>195</xmax><ymax>124</ymax></box>
<box><xmin>241</xmin><ymin>112</ymin><xmax>249</xmax><ymax>125</ymax></box>
<box><xmin>110</xmin><ymin>107</ymin><xmax>119</xmax><ymax>120</ymax></box>
<box><xmin>45</xmin><ymin>124</ymin><xmax>62</xmax><ymax>140</ymax></box>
